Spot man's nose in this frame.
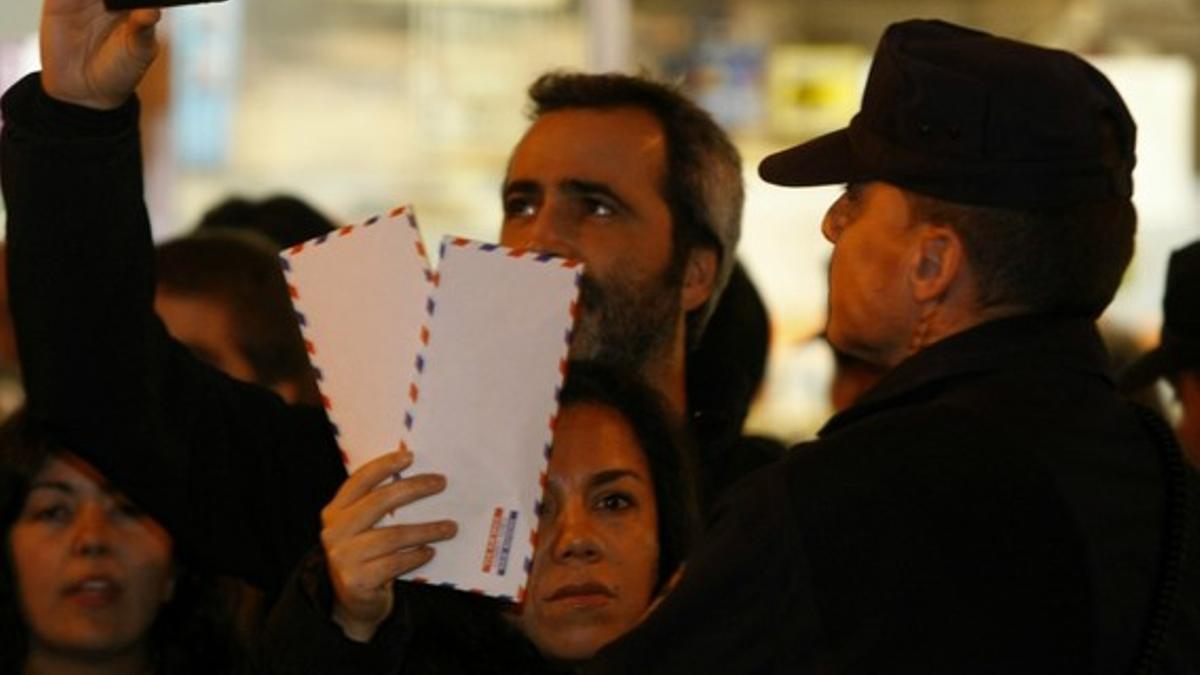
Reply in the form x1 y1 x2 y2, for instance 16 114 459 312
520 204 573 257
821 207 840 244
822 195 849 244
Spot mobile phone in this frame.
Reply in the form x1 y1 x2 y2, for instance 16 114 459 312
104 0 227 9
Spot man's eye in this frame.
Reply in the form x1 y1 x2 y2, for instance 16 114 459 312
584 198 615 217
503 196 537 218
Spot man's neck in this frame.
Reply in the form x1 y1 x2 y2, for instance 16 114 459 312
899 301 1028 367
639 316 689 418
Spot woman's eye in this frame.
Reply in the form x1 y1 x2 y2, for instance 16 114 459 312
594 492 633 512
32 504 71 523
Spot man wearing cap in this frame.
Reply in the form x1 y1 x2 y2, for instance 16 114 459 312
1122 241 1200 468
587 19 1199 674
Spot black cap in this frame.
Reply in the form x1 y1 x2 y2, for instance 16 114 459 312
758 19 1136 210
1120 241 1200 391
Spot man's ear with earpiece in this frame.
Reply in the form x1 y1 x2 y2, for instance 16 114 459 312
909 225 963 304
681 247 718 313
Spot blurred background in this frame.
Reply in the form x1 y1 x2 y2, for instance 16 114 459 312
1 0 1197 442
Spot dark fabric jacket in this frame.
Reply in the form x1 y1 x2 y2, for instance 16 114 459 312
0 70 774 588
262 549 565 675
589 314 1200 674
0 72 783 667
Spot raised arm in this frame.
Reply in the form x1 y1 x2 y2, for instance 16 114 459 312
1 0 346 600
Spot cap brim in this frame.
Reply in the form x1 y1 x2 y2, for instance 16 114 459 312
1118 346 1177 393
758 127 860 187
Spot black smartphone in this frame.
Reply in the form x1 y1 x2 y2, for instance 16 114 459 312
104 0 227 9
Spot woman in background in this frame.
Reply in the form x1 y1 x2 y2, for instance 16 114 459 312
0 411 247 675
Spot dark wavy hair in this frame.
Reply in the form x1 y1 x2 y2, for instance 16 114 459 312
558 361 701 590
0 409 247 674
194 194 336 250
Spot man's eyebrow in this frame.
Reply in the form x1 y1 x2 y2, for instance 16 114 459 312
586 468 646 491
562 180 633 212
502 179 541 197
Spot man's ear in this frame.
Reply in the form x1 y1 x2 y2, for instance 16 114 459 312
681 247 718 313
908 225 964 304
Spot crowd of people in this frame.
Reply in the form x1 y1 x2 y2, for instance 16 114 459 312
0 0 1196 673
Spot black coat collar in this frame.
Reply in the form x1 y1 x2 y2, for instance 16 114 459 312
820 313 1113 437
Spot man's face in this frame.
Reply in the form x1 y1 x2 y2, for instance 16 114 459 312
500 107 689 371
821 182 922 367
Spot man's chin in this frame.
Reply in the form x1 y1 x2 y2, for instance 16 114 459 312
567 273 681 372
567 326 643 373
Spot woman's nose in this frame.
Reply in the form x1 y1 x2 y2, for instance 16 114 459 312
550 504 602 564
71 503 113 557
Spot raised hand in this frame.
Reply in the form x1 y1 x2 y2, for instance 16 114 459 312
40 0 162 109
320 450 458 642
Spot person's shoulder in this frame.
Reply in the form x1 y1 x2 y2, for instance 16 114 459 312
795 398 994 462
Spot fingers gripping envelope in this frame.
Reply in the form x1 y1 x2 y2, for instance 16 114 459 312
279 206 580 602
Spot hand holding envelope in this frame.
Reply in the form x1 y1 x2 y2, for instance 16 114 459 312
321 450 457 643
281 206 580 601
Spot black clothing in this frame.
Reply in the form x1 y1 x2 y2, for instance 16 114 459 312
688 355 785 508
263 551 564 675
686 258 783 506
0 70 777 605
1 73 346 603
589 314 1200 674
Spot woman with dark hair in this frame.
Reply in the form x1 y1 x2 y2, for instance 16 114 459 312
0 411 246 675
263 362 701 673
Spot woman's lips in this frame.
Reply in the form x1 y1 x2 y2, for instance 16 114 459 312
545 581 616 606
64 576 122 607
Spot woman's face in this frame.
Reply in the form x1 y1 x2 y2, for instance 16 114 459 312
520 402 660 661
8 453 174 659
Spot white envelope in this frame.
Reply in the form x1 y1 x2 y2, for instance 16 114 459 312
279 206 431 470
280 209 580 601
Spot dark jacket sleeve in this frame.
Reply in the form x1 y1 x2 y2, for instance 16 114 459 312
262 551 411 675
0 72 346 601
263 548 562 675
583 464 822 674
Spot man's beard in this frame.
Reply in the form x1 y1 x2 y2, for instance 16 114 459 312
569 266 682 373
